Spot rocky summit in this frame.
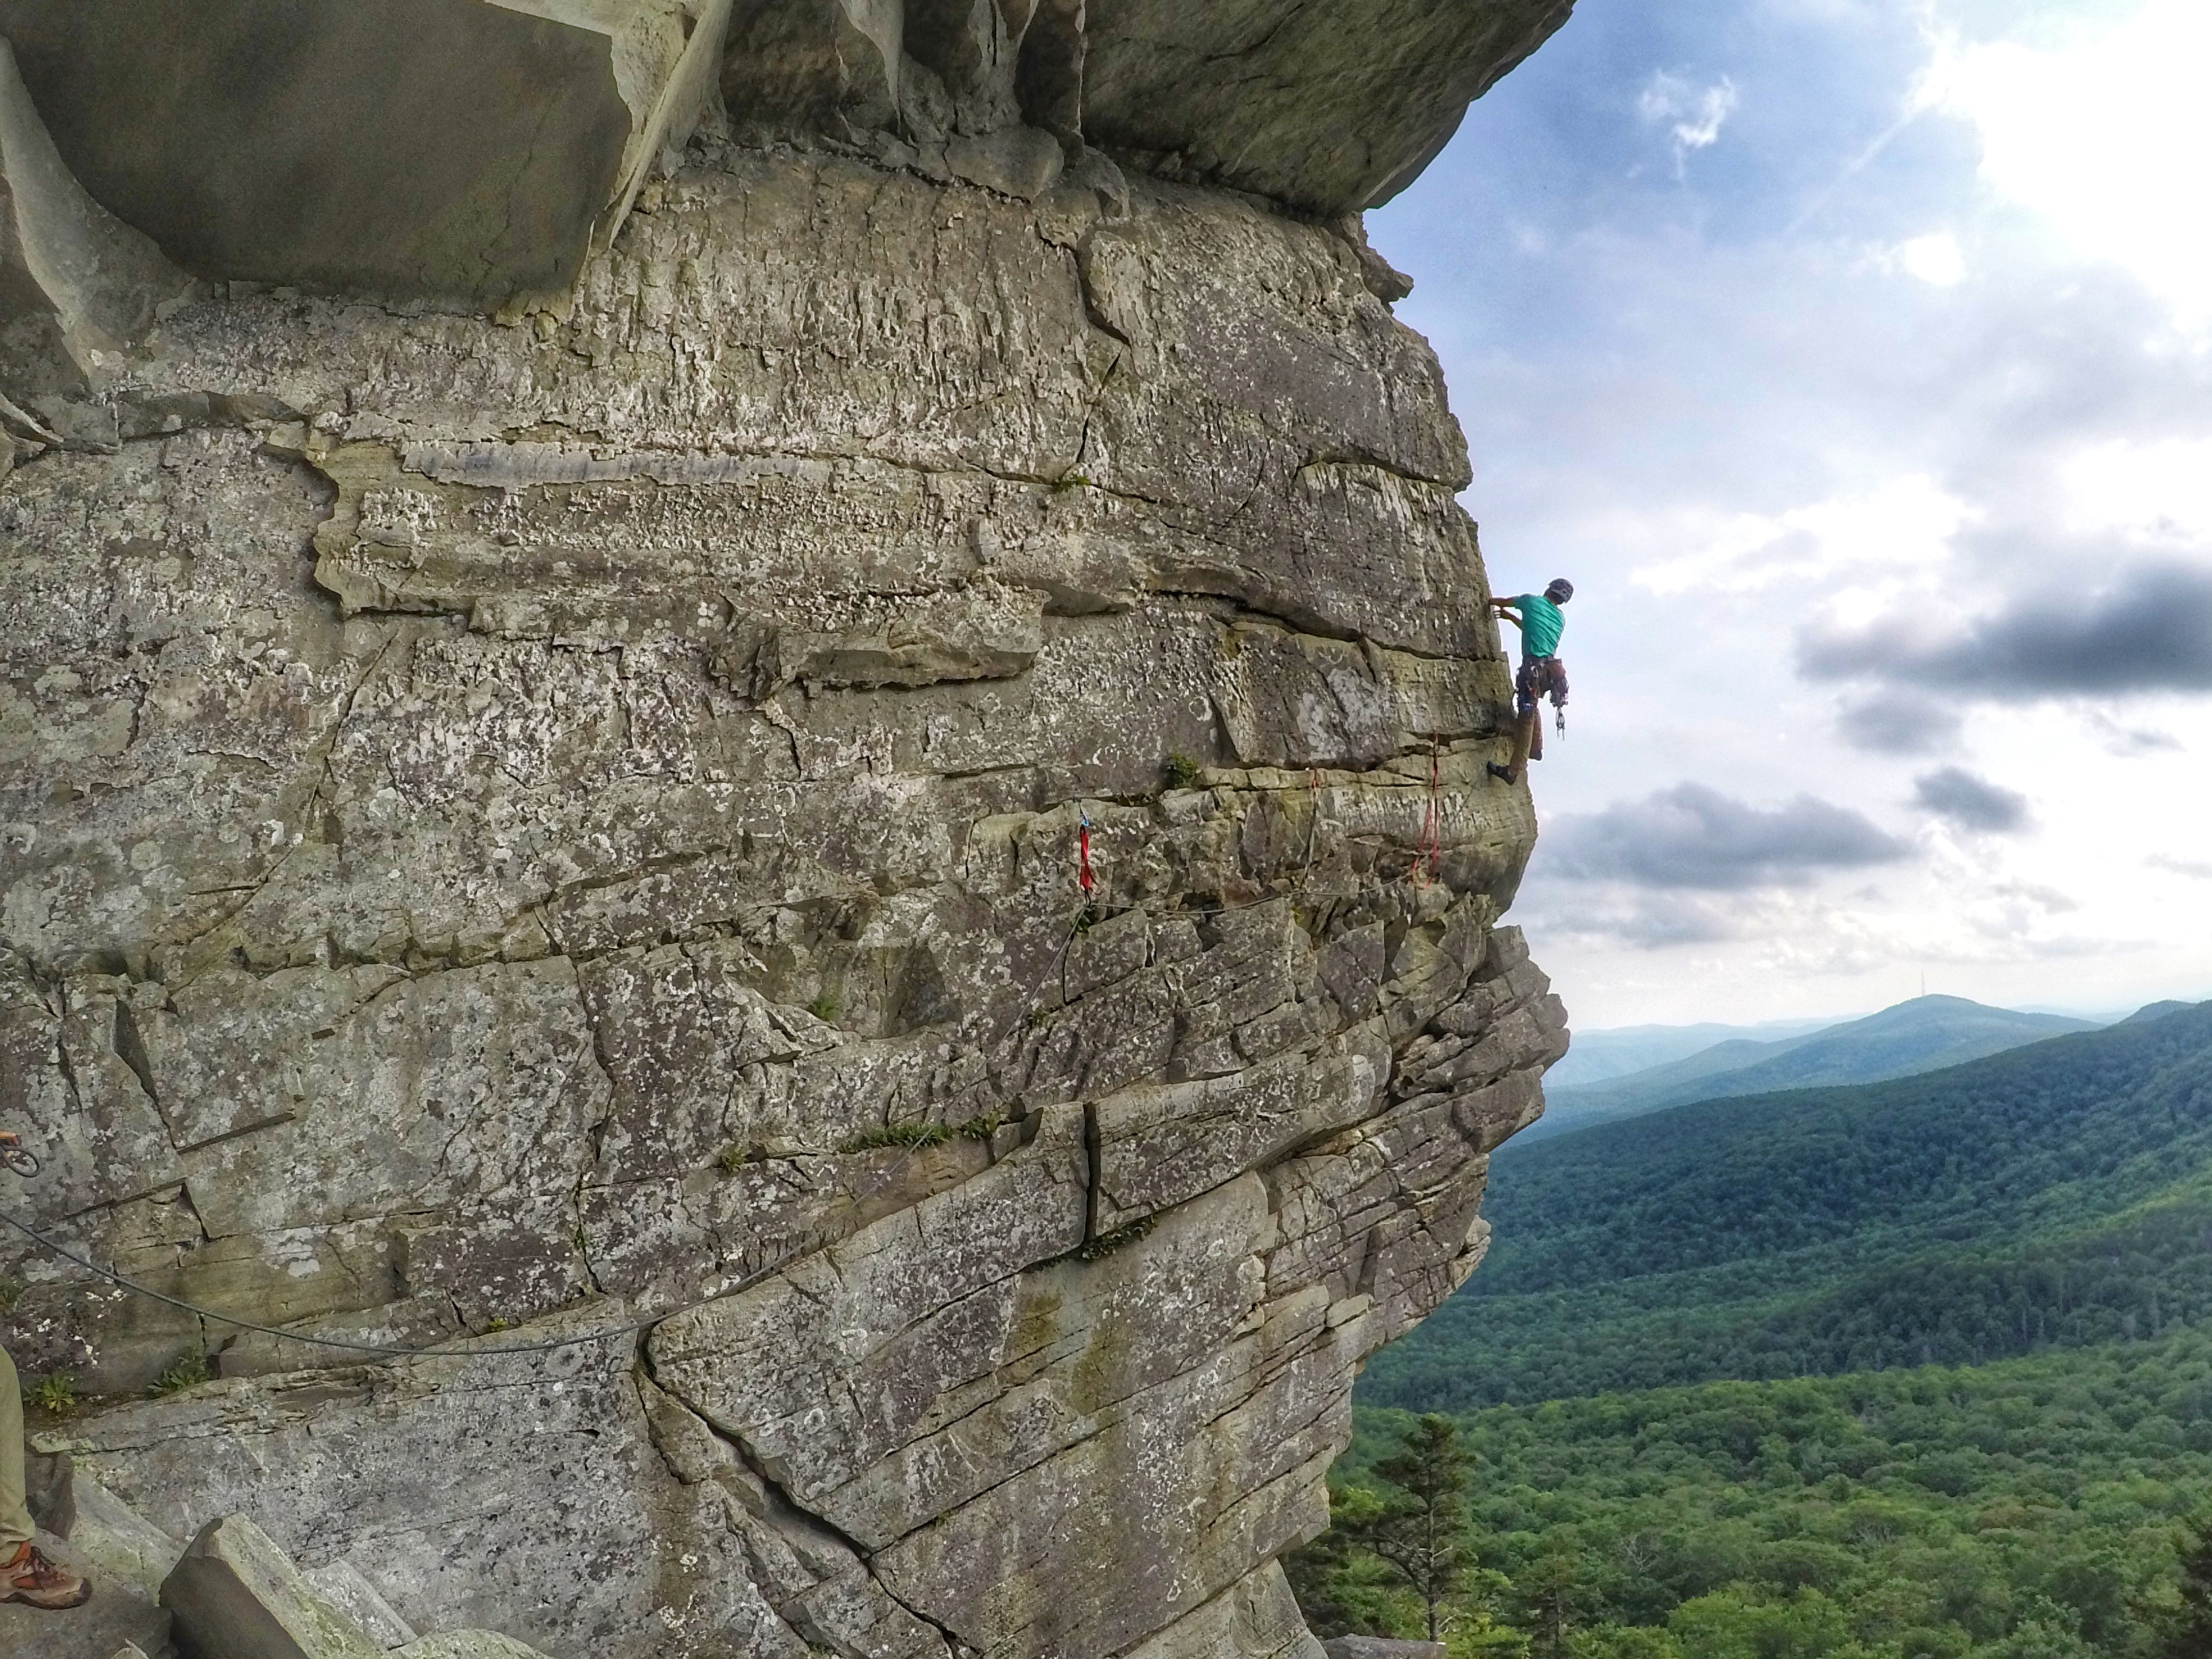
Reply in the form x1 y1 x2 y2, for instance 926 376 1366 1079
0 4 1572 1658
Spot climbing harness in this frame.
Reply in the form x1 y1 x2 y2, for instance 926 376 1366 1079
0 1138 928 1362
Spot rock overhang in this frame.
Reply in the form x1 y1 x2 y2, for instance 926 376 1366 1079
0 0 724 314
0 0 1573 323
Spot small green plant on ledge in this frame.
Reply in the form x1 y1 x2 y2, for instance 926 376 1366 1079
716 1142 766 1175
839 1114 1005 1154
28 1372 78 1415
0 1274 22 1314
1073 1215 1156 1262
1050 471 1092 493
808 991 841 1023
149 1356 211 1397
1161 752 1204 791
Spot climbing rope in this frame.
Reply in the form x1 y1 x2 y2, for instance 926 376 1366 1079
1413 737 1442 888
0 1142 927 1362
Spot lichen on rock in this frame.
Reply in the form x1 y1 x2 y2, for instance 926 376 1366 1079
1 6 1572 1657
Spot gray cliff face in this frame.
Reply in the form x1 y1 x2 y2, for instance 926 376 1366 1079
0 7 1571 1658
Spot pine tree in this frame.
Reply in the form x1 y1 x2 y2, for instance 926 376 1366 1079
1349 1413 1474 1641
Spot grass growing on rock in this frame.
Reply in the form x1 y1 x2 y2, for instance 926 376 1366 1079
1073 1216 1156 1262
839 1115 1005 1154
149 1356 211 1396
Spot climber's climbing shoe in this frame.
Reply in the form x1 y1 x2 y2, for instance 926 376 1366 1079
1486 763 1517 783
0 1542 92 1610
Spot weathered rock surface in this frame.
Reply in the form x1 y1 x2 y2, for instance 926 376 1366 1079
1 9 1572 1659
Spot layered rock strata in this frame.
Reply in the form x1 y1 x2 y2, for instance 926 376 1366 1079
1 5 1572 1658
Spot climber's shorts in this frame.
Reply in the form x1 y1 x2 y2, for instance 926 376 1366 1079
1516 656 1568 717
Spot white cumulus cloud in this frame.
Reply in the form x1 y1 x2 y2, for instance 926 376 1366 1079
1639 72 1741 173
1922 0 2212 328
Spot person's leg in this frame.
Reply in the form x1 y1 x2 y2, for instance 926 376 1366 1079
1 1345 32 1557
1490 707 1536 784
1490 661 1539 783
0 1341 91 1608
0 1344 31 1551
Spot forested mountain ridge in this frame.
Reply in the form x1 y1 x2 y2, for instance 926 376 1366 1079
1363 999 2212 1408
1314 1333 2212 1659
1530 995 2100 1140
1544 1016 1835 1090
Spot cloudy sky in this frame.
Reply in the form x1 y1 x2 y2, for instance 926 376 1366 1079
1372 0 2212 1029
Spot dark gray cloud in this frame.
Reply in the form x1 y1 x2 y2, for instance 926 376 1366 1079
1800 563 2212 700
1836 691 1961 755
1544 783 1911 890
1912 767 2031 834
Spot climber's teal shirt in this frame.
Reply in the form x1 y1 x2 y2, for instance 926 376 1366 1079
1513 594 1566 658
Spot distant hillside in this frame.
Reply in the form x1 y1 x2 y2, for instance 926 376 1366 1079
1529 995 2099 1140
1362 999 2212 1409
1543 1015 1836 1090
2125 999 2196 1025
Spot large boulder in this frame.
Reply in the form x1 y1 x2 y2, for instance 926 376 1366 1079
160 1516 384 1659
0 0 728 312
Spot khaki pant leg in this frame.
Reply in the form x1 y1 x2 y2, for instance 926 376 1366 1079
0 1343 31 1548
1502 709 1537 783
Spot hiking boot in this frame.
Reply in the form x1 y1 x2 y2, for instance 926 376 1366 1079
0 1541 92 1609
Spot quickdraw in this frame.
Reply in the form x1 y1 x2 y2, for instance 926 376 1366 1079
1 1139 38 1178
1077 806 1095 901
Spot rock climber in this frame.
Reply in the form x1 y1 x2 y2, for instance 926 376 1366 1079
1 1129 93 1612
1488 579 1573 786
